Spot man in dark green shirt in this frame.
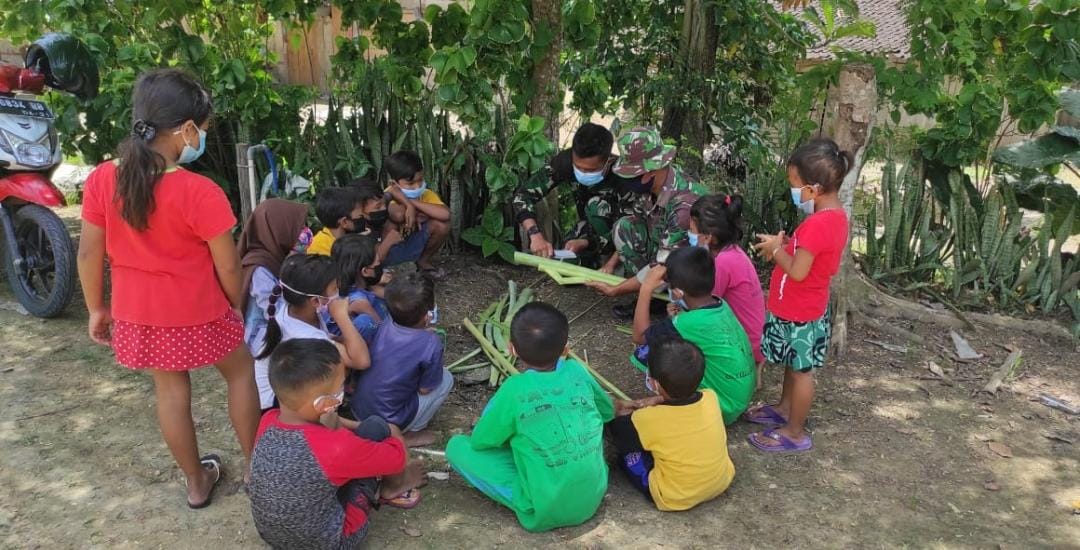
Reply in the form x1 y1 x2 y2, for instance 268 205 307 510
511 123 639 270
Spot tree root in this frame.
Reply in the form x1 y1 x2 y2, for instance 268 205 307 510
850 272 1074 342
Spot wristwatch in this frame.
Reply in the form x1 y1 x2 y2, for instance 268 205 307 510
526 226 542 238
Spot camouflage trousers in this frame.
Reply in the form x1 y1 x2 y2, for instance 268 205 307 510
612 215 657 277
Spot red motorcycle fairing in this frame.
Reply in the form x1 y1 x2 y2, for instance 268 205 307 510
0 172 67 207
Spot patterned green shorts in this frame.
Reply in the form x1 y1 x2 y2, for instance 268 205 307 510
761 309 832 372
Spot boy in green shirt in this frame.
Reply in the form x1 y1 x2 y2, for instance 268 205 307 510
447 302 624 532
630 246 755 424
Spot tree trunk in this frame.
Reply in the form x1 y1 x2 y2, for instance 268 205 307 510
527 0 563 243
824 63 877 359
660 0 718 177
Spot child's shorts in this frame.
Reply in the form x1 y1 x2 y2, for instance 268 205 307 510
384 222 430 266
761 309 831 372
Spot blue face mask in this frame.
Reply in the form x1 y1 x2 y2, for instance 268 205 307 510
791 186 815 216
687 231 700 248
573 166 605 186
175 125 206 165
401 181 428 200
667 288 688 311
427 305 439 325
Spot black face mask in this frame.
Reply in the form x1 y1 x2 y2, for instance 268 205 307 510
367 209 389 231
620 174 650 194
347 216 367 234
362 264 385 287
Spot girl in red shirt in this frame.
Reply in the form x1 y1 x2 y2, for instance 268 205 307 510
746 138 852 453
77 69 260 508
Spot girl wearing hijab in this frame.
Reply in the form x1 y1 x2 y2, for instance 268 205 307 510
237 198 312 349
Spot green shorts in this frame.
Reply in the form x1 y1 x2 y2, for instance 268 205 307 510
761 309 831 372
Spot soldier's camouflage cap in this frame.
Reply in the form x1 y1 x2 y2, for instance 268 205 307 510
613 126 676 178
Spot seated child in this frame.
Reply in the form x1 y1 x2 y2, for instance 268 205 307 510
236 198 312 351
631 246 755 424
446 303 618 532
689 194 766 384
327 233 389 344
351 272 453 447
382 150 451 273
249 338 423 549
307 186 365 256
607 336 735 511
253 254 370 410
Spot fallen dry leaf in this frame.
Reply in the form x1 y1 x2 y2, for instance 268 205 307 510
974 434 993 442
927 361 946 378
983 481 1000 491
401 527 422 538
988 441 1013 458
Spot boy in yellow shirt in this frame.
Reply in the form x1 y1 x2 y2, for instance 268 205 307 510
606 336 735 511
307 187 364 256
383 151 451 275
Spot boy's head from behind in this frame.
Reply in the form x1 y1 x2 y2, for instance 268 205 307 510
509 302 569 370
315 187 363 231
385 271 435 328
269 338 346 417
648 337 704 400
665 246 715 300
385 150 424 188
349 178 386 215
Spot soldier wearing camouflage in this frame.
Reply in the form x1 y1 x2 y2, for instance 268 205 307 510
612 127 705 278
511 123 640 264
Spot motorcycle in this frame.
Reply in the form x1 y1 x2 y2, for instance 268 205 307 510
0 34 98 317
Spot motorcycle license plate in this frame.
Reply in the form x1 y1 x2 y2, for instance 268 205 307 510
0 97 53 119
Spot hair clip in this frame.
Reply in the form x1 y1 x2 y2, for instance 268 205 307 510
724 195 732 205
132 119 156 141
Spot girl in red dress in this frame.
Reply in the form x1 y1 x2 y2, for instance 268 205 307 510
77 69 260 508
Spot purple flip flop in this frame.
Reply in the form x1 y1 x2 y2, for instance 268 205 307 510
743 404 788 427
748 428 812 453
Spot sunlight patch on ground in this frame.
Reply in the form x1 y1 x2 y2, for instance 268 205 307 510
872 401 922 421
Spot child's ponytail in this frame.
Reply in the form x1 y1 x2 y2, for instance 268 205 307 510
115 69 212 231
255 254 339 360
256 284 284 360
691 194 744 251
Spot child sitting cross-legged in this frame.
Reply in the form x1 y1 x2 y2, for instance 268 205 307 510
248 338 424 549
631 246 755 425
351 272 453 448
328 233 390 344
607 336 735 511
446 302 628 532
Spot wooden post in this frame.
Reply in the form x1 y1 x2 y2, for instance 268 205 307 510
236 142 252 225
824 63 877 358
527 0 563 244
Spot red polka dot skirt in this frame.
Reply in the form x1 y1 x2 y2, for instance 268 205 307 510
111 309 244 371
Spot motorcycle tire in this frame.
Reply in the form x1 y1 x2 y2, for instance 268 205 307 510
3 204 76 318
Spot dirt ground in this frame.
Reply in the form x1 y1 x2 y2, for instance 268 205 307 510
1 206 1078 549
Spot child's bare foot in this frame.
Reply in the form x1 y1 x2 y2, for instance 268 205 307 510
403 429 438 448
185 455 223 509
380 461 426 506
743 403 789 426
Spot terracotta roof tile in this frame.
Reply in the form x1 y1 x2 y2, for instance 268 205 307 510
773 0 911 60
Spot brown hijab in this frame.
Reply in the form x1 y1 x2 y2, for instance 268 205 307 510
237 198 309 312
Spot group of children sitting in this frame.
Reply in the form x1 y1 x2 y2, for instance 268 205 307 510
238 138 853 546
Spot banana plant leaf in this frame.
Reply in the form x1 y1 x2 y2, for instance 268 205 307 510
992 133 1080 169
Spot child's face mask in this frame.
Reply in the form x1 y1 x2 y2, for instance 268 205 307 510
427 305 439 325
644 372 659 395
400 181 428 200
667 287 688 311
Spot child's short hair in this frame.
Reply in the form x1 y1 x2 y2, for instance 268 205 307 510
572 123 614 160
385 151 424 182
787 137 853 193
269 338 341 406
385 271 435 327
691 194 744 250
648 337 704 399
665 246 715 297
510 302 568 367
349 177 384 205
315 187 360 229
331 234 378 294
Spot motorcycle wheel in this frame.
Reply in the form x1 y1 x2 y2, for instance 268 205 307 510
3 204 75 318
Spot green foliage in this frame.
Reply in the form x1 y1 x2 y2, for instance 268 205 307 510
461 207 516 263
0 0 319 209
862 159 1079 320
879 0 1079 171
993 88 1080 170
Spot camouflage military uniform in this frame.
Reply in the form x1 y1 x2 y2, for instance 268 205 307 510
511 149 638 259
611 127 706 276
